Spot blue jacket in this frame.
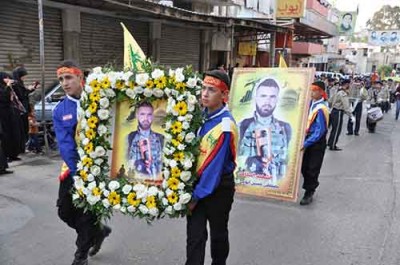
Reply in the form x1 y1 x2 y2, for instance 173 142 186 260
304 99 329 148
53 95 80 177
193 105 237 201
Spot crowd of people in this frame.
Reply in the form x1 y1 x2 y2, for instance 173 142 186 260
0 67 41 175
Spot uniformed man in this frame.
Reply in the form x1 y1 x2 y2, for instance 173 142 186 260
53 60 111 265
366 81 384 132
346 79 368 135
380 80 391 113
327 79 354 151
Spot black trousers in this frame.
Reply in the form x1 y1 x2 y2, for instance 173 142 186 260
57 176 100 258
186 184 235 265
328 109 344 148
347 102 362 134
301 137 327 192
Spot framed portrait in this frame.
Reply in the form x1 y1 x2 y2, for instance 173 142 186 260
110 99 166 185
230 68 314 201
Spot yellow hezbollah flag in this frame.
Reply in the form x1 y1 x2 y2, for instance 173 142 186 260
120 22 146 71
279 52 288 68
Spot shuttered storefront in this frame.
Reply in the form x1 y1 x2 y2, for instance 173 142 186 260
160 25 201 71
0 1 63 85
80 13 149 70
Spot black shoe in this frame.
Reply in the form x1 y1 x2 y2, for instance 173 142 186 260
88 225 112 257
346 132 353 135
71 258 88 265
10 157 21 161
300 191 314 206
329 146 342 151
354 132 359 136
0 170 13 175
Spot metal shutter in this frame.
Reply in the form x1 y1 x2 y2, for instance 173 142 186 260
80 13 149 70
0 1 63 85
160 25 200 70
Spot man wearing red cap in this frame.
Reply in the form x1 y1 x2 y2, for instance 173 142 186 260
53 60 111 265
300 81 330 205
186 69 238 265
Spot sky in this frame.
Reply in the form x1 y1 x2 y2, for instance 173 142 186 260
332 0 399 31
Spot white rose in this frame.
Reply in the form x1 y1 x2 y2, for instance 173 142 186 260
185 114 193 122
179 193 191 204
158 191 165 199
102 198 110 208
164 133 172 141
151 69 164 79
78 148 85 157
178 182 185 190
85 86 93 94
180 171 191 182
188 103 195 112
144 89 153 97
165 188 173 196
103 190 110 197
134 86 144 94
153 88 164 98
95 146 106 157
188 95 197 105
136 73 149 86
183 158 193 170
82 188 89 195
173 202 182 211
169 160 177 168
126 88 136 99
168 69 175 77
91 165 101 176
162 179 168 189
122 184 132 195
87 181 96 190
133 183 146 192
165 121 172 130
85 110 92 118
87 174 95 182
139 205 149 214
136 190 147 199
163 169 170 179
185 132 196 143
149 208 159 217
80 118 88 129
99 97 110 108
82 138 89 146
74 178 84 190
186 78 197 88
97 125 108 136
182 122 190 130
87 195 100 205
108 180 120 191
94 158 103 165
92 67 102 74
113 204 121 210
177 95 185 101
148 186 158 196
164 88 171 96
127 206 136 213
165 206 173 215
177 144 185 151
105 88 116 98
98 109 110 120
99 182 106 190
120 206 127 213
162 198 169 206
72 193 80 201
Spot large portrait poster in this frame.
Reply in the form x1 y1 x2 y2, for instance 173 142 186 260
230 68 314 201
111 100 166 186
368 30 400 46
336 11 357 36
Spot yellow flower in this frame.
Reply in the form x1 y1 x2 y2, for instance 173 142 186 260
177 134 184 142
167 192 178 204
89 80 99 89
128 80 136 89
127 192 141 206
84 142 93 153
108 191 121 206
171 139 180 147
87 116 99 129
77 188 84 197
171 121 183 134
146 79 154 89
101 78 111 89
176 82 186 90
89 92 100 102
92 187 102 196
85 129 96 140
88 102 98 114
82 157 93 167
167 177 180 190
79 170 88 181
155 76 167 89
173 152 184 162
146 196 156 209
173 101 188 116
171 167 181 179
115 80 125 90
169 76 176 85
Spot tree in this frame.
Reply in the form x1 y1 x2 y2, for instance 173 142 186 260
377 65 392 77
366 5 400 30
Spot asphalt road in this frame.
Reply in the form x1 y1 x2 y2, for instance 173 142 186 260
1 109 400 265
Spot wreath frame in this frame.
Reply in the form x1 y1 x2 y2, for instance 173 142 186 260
71 63 203 222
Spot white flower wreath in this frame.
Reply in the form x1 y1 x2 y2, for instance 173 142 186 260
72 64 203 222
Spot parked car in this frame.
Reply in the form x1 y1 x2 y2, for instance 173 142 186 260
34 83 65 122
315 71 344 80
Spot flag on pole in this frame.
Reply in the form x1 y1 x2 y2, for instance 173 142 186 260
120 22 146 72
278 52 288 68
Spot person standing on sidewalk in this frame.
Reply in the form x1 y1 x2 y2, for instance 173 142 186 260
328 79 354 151
300 81 329 205
53 60 111 265
395 82 400 120
347 79 368 135
186 70 238 265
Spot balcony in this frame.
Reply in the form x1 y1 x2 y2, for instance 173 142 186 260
292 42 324 55
306 0 329 17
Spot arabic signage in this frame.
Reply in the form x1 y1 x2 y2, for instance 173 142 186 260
368 30 400 46
336 11 357 36
276 0 306 18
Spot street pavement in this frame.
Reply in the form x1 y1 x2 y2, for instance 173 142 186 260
2 109 400 265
